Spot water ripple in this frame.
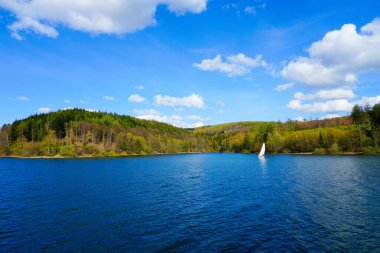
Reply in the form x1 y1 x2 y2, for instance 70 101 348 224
0 154 379 252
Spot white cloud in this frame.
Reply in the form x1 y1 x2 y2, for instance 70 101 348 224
137 114 203 128
287 94 380 114
133 108 159 115
274 82 294 91
37 107 51 114
133 108 204 128
138 114 182 126
9 16 58 40
17 96 28 101
175 107 184 112
64 99 71 104
282 58 358 87
287 99 353 113
293 88 355 101
293 116 305 122
281 18 380 87
1 0 207 39
282 19 380 114
355 95 380 106
85 109 99 112
80 100 88 104
62 107 98 112
244 6 255 14
128 94 146 103
319 114 341 120
154 94 204 108
191 122 205 128
103 95 115 101
193 53 268 77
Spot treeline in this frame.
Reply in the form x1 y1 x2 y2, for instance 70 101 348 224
0 109 211 157
0 104 379 157
196 103 380 154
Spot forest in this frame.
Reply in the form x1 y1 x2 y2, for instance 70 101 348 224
0 103 379 157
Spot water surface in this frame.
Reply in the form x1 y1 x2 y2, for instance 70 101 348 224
0 154 379 251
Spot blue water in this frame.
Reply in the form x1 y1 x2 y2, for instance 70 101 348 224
0 154 379 252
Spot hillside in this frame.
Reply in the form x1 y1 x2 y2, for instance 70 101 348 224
0 109 210 157
0 104 379 157
196 117 352 134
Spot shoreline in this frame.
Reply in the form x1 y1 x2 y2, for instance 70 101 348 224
1 151 378 159
0 152 206 159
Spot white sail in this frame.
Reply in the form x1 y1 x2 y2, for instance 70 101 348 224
258 143 265 157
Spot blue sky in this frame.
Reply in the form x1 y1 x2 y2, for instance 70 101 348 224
1 0 380 127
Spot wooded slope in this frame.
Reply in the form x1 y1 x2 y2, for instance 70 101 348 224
0 104 379 157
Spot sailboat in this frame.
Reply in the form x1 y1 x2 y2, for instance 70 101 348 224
258 143 265 157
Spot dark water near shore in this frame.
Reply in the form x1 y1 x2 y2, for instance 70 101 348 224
0 154 379 252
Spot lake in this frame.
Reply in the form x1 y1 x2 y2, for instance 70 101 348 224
0 154 379 252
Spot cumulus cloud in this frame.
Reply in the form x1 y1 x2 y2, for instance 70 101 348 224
64 100 71 104
103 95 115 101
137 113 204 128
282 19 380 115
282 58 358 87
287 91 380 113
37 107 51 114
133 108 204 128
0 0 207 39
287 99 353 113
287 95 380 113
154 94 205 108
138 114 180 126
281 18 380 87
133 108 159 115
274 82 294 91
319 114 341 120
193 53 268 77
293 88 355 101
355 95 380 106
128 94 146 103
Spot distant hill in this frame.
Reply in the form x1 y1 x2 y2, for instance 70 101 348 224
0 105 379 157
195 121 268 134
196 116 351 134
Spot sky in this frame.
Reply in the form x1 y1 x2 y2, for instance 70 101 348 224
1 0 380 128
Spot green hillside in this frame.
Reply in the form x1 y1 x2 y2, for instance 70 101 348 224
0 109 210 157
0 104 379 157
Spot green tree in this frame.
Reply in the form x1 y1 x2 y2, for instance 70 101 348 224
368 103 380 147
351 104 365 126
